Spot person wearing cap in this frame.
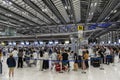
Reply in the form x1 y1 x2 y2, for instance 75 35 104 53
6 53 16 78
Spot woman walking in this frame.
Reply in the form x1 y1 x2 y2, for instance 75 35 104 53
7 54 16 78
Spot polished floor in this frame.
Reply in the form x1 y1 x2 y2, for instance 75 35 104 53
0 56 120 80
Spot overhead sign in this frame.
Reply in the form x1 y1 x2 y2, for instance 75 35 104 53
78 25 83 31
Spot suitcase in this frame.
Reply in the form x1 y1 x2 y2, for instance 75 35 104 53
74 63 78 71
93 59 100 67
55 63 66 72
55 63 61 72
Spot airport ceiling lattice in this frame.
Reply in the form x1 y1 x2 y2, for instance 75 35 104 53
0 0 120 36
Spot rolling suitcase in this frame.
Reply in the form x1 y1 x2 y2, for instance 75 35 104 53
55 63 61 72
93 59 100 67
55 63 66 72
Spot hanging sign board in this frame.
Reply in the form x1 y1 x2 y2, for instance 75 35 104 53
78 25 83 31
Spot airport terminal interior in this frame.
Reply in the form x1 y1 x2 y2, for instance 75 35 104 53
0 0 120 80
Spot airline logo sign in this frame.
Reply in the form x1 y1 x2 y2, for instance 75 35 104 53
78 25 83 31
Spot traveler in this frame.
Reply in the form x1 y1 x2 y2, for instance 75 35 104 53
51 51 57 70
73 52 78 71
12 48 18 61
62 50 69 71
118 48 120 63
105 47 111 65
33 51 38 66
17 49 23 68
39 49 44 71
43 49 49 70
0 49 2 61
82 51 87 73
67 50 71 68
84 50 89 68
6 54 16 78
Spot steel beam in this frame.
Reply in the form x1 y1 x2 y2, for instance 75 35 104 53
109 11 120 21
103 2 120 22
0 5 40 26
96 0 119 22
42 0 66 24
23 0 57 25
9 0 49 25
0 13 30 27
69 0 77 24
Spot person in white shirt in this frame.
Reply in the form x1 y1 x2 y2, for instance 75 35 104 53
33 51 38 59
43 50 49 70
50 51 57 70
39 49 44 71
33 51 38 66
12 48 18 62
105 47 111 65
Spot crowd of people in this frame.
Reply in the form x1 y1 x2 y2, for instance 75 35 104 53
0 45 120 78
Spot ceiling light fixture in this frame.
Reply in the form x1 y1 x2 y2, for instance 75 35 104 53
91 12 93 15
2 0 12 5
105 17 110 19
89 13 91 15
91 3 94 7
65 6 67 9
42 8 47 12
113 10 117 13
111 10 113 13
20 19 24 21
94 2 97 6
107 17 110 19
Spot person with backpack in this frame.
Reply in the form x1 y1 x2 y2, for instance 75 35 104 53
6 54 16 78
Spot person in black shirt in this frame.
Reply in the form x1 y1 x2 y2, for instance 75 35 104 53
62 50 69 71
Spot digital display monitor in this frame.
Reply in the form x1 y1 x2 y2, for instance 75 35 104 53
39 41 43 45
21 42 24 45
34 41 38 45
25 41 29 45
49 41 53 44
55 41 58 44
13 42 16 45
9 42 12 45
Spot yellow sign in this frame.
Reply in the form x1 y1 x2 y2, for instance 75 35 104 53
78 25 83 31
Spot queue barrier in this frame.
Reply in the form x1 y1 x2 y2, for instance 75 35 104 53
26 56 113 63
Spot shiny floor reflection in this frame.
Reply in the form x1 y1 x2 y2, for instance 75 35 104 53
0 57 120 80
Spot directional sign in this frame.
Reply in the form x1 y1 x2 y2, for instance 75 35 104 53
78 25 83 31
